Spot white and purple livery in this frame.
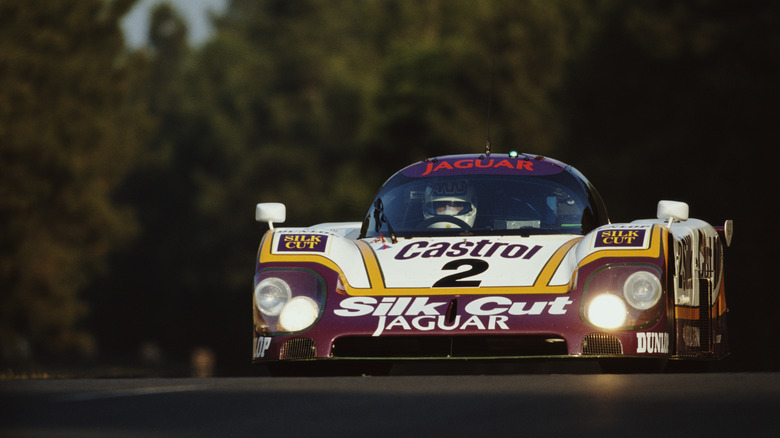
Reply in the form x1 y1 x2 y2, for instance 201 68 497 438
253 153 732 372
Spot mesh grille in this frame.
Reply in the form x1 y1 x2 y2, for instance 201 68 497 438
698 279 713 352
582 333 623 355
280 337 316 359
331 335 568 358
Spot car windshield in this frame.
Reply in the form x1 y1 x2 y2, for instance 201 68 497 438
363 169 608 238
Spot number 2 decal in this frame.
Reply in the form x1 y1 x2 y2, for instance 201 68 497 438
432 259 489 287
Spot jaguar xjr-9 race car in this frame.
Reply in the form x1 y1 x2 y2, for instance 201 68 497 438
252 153 732 373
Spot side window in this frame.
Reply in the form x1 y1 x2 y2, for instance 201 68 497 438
675 235 695 306
360 206 378 238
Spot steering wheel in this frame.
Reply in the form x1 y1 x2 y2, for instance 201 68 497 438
421 215 472 230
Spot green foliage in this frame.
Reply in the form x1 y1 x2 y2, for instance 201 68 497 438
0 0 150 362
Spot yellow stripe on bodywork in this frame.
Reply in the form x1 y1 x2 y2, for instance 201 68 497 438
258 226 671 298
258 232 580 295
675 280 729 320
675 303 727 320
675 306 699 320
257 231 358 282
578 224 667 265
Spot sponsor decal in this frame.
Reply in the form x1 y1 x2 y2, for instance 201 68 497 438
394 240 543 261
276 233 329 252
402 157 563 178
636 332 669 354
253 336 271 358
372 234 391 250
594 229 647 248
335 296 573 336
421 158 534 176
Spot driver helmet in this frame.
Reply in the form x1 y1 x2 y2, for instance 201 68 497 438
423 180 477 228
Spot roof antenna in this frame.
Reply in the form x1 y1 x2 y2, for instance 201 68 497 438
485 60 496 157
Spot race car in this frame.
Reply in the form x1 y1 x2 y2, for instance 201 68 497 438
252 152 732 373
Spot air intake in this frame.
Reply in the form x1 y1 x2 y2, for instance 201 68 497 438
280 337 316 359
582 333 623 355
332 335 568 358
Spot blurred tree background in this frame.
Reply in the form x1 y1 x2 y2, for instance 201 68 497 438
0 0 150 365
1 0 777 375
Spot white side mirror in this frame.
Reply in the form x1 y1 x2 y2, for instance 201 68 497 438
657 200 689 226
256 203 286 229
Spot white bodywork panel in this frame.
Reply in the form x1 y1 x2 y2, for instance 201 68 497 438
267 214 725 304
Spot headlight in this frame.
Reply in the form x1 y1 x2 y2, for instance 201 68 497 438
587 294 627 329
623 271 662 310
279 296 320 332
254 268 327 334
580 264 664 330
254 277 291 316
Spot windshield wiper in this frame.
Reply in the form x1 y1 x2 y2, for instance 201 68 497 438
373 198 398 243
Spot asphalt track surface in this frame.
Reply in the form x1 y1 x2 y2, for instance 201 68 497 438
3 372 780 437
